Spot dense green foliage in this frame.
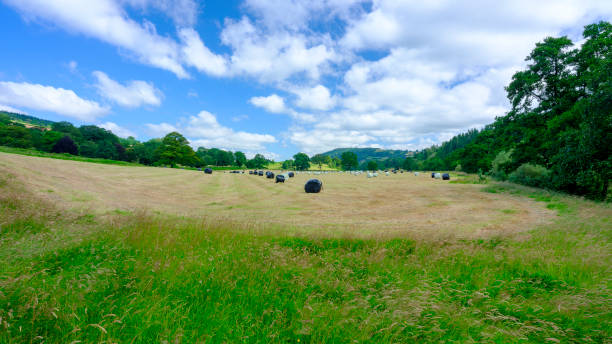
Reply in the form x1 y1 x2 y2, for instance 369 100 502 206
340 151 358 171
0 113 272 169
406 22 612 200
367 160 378 171
293 152 311 170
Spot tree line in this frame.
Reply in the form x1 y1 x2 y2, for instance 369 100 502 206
404 21 611 200
0 114 272 169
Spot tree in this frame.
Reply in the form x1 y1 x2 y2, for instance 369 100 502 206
52 121 82 142
330 157 341 169
0 113 11 125
234 151 247 167
367 160 378 171
247 154 268 169
311 154 331 169
402 157 418 171
293 152 310 171
154 132 197 167
34 130 63 152
281 159 295 170
52 135 78 155
0 125 32 148
340 151 358 171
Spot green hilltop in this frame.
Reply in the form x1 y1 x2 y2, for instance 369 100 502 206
1 110 55 129
321 147 412 165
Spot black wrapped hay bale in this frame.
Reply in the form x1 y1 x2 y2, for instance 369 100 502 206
266 172 275 179
288 172 295 178
204 168 213 174
431 172 435 178
258 171 264 176
305 179 322 193
276 174 285 183
442 173 450 180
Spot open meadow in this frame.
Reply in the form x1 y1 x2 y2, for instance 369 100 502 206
0 152 611 343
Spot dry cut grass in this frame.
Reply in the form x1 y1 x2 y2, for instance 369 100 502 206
0 152 554 239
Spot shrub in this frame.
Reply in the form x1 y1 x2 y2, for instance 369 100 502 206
508 163 551 188
491 150 513 181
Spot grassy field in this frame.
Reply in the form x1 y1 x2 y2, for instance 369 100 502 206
0 146 142 166
0 153 610 343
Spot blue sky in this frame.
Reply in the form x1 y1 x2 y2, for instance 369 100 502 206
0 1 610 160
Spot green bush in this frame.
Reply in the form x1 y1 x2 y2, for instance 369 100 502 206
509 163 551 188
491 150 513 181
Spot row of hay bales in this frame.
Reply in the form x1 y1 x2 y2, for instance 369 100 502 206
431 172 451 180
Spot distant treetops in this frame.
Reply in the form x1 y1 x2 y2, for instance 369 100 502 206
0 114 271 169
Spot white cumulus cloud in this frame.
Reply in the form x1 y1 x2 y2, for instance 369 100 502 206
292 84 336 111
4 0 189 78
147 110 277 152
93 71 163 108
249 94 287 114
0 81 109 121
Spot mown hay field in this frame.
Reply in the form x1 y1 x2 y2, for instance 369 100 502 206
0 153 553 239
0 152 610 343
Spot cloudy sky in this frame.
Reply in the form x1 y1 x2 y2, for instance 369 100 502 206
0 1 610 159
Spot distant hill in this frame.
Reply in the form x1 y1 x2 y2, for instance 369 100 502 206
322 147 412 164
1 111 55 129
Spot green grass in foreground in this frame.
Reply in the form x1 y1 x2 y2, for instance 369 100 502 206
0 174 610 343
0 146 141 166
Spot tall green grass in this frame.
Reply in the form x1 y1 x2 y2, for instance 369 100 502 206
0 175 610 343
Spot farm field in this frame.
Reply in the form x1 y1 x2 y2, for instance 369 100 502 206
0 153 553 238
1 152 611 343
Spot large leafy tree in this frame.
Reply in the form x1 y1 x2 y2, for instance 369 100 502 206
340 152 358 171
247 154 268 169
234 151 247 167
293 152 310 171
154 132 198 167
0 124 32 148
52 135 78 155
366 160 378 171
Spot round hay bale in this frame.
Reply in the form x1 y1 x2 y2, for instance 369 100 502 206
414 172 419 176
367 172 373 178
204 168 213 174
434 173 442 179
305 179 322 193
442 173 450 180
258 171 264 176
276 174 285 183
431 172 436 178
288 172 295 178
266 171 275 179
